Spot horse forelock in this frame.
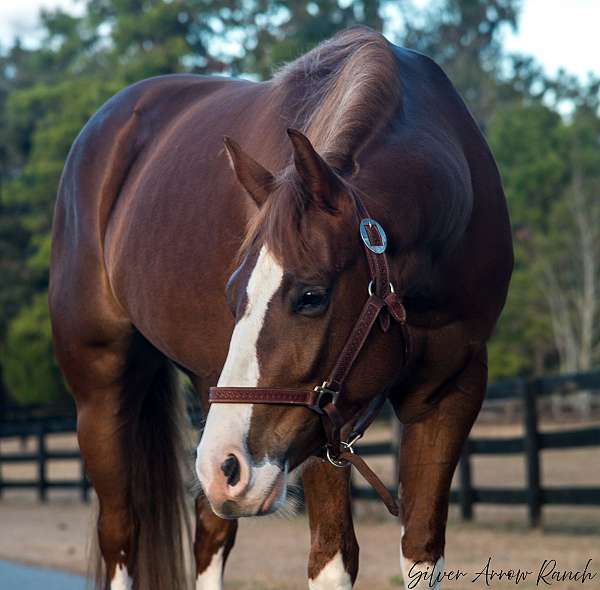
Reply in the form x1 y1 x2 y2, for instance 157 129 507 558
238 169 363 277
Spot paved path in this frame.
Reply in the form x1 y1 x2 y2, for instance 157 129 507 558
0 560 86 590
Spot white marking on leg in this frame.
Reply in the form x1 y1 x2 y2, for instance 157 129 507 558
400 525 445 589
111 563 133 590
401 554 445 590
195 546 224 590
309 551 352 590
196 246 284 487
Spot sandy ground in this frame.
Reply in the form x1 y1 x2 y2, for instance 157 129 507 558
1 422 599 589
0 498 599 590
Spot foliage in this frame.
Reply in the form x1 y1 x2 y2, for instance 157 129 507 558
216 0 385 78
487 93 600 378
399 0 522 126
1 293 67 403
0 0 598 404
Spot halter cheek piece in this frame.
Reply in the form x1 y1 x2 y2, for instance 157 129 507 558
209 195 410 517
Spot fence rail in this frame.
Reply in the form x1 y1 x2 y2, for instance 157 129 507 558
1 371 599 525
0 417 91 502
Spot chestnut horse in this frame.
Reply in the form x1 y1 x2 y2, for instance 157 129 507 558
50 27 512 590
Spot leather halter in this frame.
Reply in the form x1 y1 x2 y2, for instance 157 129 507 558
209 195 409 516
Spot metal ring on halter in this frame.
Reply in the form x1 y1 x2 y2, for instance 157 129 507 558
325 442 355 468
346 432 363 449
368 280 395 297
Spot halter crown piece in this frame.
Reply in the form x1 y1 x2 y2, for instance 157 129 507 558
209 194 410 517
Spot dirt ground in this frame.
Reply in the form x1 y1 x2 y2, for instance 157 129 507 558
0 498 599 590
1 423 599 589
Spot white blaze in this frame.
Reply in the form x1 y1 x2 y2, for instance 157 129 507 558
309 551 352 590
195 547 224 590
110 563 132 590
196 246 284 489
219 245 284 387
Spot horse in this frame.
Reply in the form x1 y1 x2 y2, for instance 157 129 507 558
49 26 513 590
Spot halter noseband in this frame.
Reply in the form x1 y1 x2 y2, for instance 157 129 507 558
209 195 409 516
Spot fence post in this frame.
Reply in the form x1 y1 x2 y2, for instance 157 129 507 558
0 433 3 499
458 442 473 520
80 459 91 503
524 379 541 527
37 421 48 502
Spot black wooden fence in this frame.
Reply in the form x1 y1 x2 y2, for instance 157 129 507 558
0 416 91 501
1 371 599 525
353 370 600 525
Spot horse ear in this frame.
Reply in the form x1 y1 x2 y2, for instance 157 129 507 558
287 128 339 208
223 136 275 207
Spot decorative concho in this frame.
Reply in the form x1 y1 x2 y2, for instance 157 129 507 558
359 218 387 254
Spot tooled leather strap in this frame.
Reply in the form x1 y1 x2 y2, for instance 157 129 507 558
209 387 319 408
319 398 399 515
326 295 386 392
347 390 389 443
209 292 406 408
340 451 400 516
354 195 393 331
321 402 345 456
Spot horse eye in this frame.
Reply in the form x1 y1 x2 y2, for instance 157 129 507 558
294 288 330 316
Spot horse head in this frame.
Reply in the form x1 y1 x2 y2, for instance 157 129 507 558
196 129 407 518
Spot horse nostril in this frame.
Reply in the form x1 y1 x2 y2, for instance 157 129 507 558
221 454 241 487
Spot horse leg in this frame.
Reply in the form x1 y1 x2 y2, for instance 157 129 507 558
396 348 487 590
78 382 133 589
193 494 238 589
57 332 189 590
190 373 238 590
302 457 359 590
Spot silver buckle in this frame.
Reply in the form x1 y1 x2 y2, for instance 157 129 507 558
359 218 387 254
314 381 339 409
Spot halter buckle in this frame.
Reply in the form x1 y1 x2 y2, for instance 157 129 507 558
314 381 339 410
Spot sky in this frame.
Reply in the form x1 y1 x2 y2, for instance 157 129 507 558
0 0 81 44
0 0 598 82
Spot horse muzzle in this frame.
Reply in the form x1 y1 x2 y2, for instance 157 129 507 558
196 444 288 518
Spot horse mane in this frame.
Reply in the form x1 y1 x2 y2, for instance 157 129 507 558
240 27 401 269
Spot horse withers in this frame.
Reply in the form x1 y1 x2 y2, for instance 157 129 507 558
49 27 513 590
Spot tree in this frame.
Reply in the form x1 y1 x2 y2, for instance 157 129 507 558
399 0 521 127
1 293 67 403
488 87 600 382
487 102 567 377
0 7 119 404
217 0 385 79
1 0 598 404
536 102 600 374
